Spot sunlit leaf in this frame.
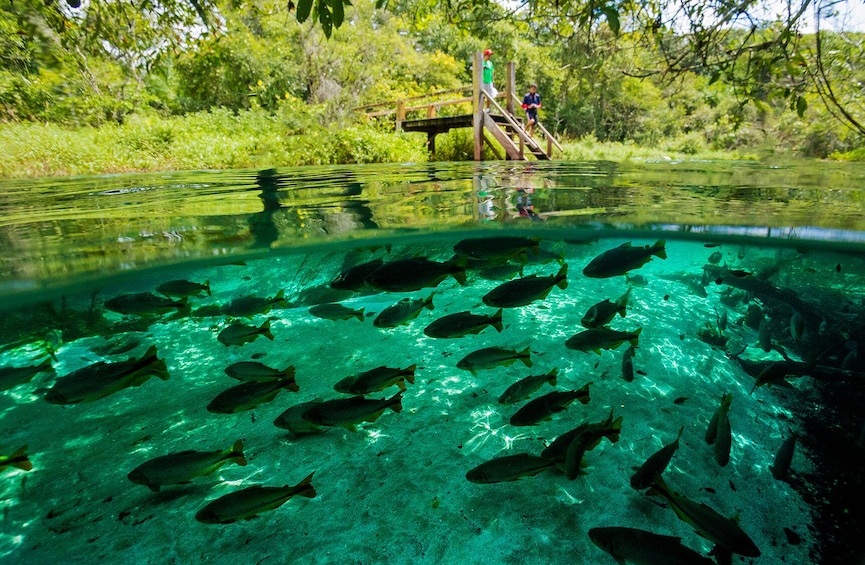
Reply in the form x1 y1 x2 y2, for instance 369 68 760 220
796 96 807 118
601 6 620 35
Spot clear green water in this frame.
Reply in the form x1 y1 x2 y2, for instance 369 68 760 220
1 161 864 564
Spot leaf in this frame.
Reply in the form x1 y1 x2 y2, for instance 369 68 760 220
318 0 333 38
601 6 620 35
332 0 344 28
796 96 807 118
296 0 313 22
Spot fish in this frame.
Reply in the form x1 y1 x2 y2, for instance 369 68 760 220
373 294 435 328
224 362 296 382
309 303 365 322
580 288 631 328
207 376 299 413
0 446 32 472
155 279 211 298
715 307 728 332
273 401 326 435
45 345 169 404
707 250 723 264
465 454 556 484
749 362 800 393
790 312 805 343
104 292 188 316
364 256 467 292
625 273 649 287
498 368 558 404
333 365 417 395
300 391 403 431
453 236 541 262
91 334 143 357
647 475 761 557
770 434 796 481
0 358 54 392
329 258 384 291
195 472 316 524
565 327 642 354
630 426 684 490
509 384 592 426
588 526 715 565
217 319 275 346
478 262 524 281
127 439 247 492
563 409 623 479
758 316 772 352
481 264 568 308
541 408 620 462
583 240 667 278
423 309 503 338
704 393 732 467
621 346 636 382
220 289 287 318
456 346 532 376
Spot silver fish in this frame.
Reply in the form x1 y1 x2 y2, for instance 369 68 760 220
220 290 286 318
217 320 274 346
127 439 247 492
156 279 211 298
465 454 555 483
224 362 295 382
309 303 365 322
630 426 684 490
333 365 416 395
300 391 403 431
565 327 642 353
423 309 503 338
509 384 592 426
456 346 532 376
373 294 435 328
481 264 568 308
583 240 667 278
589 526 715 565
498 368 558 404
207 376 299 413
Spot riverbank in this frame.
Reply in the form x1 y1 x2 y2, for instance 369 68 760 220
0 108 812 179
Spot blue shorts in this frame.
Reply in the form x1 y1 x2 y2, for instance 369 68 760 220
525 109 538 122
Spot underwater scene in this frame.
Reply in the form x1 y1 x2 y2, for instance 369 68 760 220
1 161 864 564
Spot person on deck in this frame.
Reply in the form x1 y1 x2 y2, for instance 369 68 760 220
482 49 496 112
521 84 541 138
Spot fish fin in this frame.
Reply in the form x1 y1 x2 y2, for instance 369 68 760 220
405 365 417 384
355 308 365 322
261 320 275 341
423 294 435 310
284 377 300 393
294 472 317 498
519 346 533 367
452 270 468 286
493 309 504 332
555 264 569 289
8 446 32 471
652 240 667 259
396 380 407 391
389 391 404 413
150 358 171 381
230 440 248 466
618 242 633 248
204 280 212 296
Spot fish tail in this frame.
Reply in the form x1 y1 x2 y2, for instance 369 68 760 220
389 391 404 413
609 416 624 442
261 320 275 341
230 439 248 466
204 280 212 296
652 240 667 259
493 309 504 332
295 472 317 498
37 358 55 374
423 294 435 311
555 264 569 289
151 358 171 381
8 446 32 471
452 269 468 286
282 376 300 393
355 308 365 322
281 365 297 380
519 346 533 367
405 365 417 385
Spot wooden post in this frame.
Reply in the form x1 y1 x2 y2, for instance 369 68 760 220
473 51 483 161
396 100 406 131
428 132 436 157
427 105 436 118
506 62 515 116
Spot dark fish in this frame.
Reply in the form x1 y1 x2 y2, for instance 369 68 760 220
541 407 620 462
217 320 274 346
498 368 558 404
0 446 32 472
373 294 435 328
621 345 636 382
330 258 384 291
309 303 365 322
465 454 556 484
758 317 772 352
580 288 631 328
565 327 642 353
790 312 804 343
220 290 287 317
207 376 299 413
708 251 723 264
333 365 416 395
0 358 54 392
195 472 316 524
127 440 247 492
583 240 667 278
224 362 295 382
453 236 541 261
630 426 684 490
156 279 211 298
104 292 188 316
478 263 524 281
273 400 326 435
456 346 532 376
481 264 568 308
705 393 732 467
45 345 169 404
509 385 592 426
770 435 796 481
563 409 623 479
423 309 503 338
647 476 761 557
301 391 403 431
364 257 467 292
589 526 715 565
91 334 142 357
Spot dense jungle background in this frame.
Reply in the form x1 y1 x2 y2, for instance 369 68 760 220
3 0 865 177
